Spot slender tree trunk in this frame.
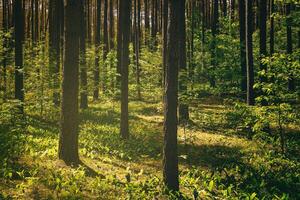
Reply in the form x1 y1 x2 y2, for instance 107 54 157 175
163 0 180 192
144 0 150 45
120 0 131 139
14 0 24 112
31 0 34 42
286 3 294 91
80 0 88 109
210 0 219 87
34 0 39 42
59 0 81 165
191 1 195 85
259 0 267 82
109 0 114 49
117 0 122 87
162 0 168 88
246 0 255 105
86 0 91 43
103 0 108 92
201 0 205 71
2 0 8 100
239 0 247 93
49 0 62 106
134 0 141 100
222 0 227 17
94 0 101 100
179 0 189 122
270 0 274 55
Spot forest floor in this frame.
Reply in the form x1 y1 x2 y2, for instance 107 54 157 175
0 97 299 199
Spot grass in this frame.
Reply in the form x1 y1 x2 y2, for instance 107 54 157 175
0 98 299 199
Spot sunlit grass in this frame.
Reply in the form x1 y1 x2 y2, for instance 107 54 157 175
0 99 299 199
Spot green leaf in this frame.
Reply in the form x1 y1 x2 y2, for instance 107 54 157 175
250 192 257 200
208 180 214 192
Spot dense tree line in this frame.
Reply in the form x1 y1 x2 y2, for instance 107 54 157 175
0 0 299 194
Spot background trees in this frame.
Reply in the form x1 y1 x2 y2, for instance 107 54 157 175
0 0 299 199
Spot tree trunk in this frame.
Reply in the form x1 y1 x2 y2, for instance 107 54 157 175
14 0 25 112
286 3 294 91
144 0 150 45
246 0 255 106
59 0 81 165
93 0 101 100
222 0 227 17
239 0 247 93
259 0 267 83
109 0 115 49
116 0 122 87
34 0 39 42
134 0 141 100
163 0 180 192
210 0 219 87
2 0 8 100
120 0 131 139
162 0 168 88
179 0 189 122
270 0 274 55
103 0 108 92
80 0 88 109
49 0 62 107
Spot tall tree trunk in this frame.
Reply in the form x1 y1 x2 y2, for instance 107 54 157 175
162 0 168 88
246 0 255 105
239 0 247 93
80 0 88 109
109 0 114 49
59 0 81 165
86 0 91 43
120 0 131 139
163 0 180 192
270 0 274 55
103 0 108 92
222 0 227 17
34 0 39 42
2 0 8 100
31 0 34 42
14 0 24 112
259 0 267 82
93 0 101 100
179 0 189 122
116 0 122 87
210 0 219 87
144 0 150 45
134 0 141 100
286 3 294 91
49 0 62 106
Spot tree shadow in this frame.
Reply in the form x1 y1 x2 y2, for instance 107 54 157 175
79 105 163 162
26 115 59 139
79 160 105 178
80 106 120 125
178 143 244 169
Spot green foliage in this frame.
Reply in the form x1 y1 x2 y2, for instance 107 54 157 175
0 101 26 179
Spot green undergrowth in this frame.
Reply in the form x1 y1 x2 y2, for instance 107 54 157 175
0 99 299 199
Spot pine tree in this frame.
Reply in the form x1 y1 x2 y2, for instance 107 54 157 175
59 0 81 165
